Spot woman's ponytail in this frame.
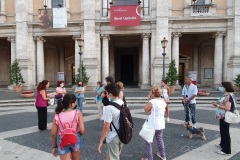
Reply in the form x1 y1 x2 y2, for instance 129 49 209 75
55 99 64 114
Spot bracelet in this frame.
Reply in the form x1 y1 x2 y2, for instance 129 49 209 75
52 146 57 149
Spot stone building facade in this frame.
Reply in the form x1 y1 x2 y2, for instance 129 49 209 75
0 0 239 90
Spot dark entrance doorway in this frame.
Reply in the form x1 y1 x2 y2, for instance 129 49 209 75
115 48 138 86
121 54 134 84
179 63 184 85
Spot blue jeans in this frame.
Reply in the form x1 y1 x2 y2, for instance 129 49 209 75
76 97 84 112
184 103 196 124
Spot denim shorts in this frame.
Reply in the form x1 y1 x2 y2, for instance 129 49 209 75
57 132 82 155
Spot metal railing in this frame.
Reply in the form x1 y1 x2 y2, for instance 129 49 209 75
192 5 210 13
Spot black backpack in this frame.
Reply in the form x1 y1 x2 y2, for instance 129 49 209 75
109 101 133 144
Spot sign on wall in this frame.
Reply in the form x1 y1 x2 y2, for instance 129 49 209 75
110 5 141 26
38 9 53 28
53 8 67 28
39 8 67 29
57 72 65 82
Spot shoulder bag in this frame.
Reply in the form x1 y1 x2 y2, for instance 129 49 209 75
224 94 240 124
139 106 155 143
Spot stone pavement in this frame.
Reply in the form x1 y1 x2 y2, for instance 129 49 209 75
0 87 240 160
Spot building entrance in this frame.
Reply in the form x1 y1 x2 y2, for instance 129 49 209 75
115 48 139 86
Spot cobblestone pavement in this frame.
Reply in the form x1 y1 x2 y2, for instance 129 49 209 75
0 103 239 160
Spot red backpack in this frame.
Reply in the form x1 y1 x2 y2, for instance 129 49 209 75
57 110 78 150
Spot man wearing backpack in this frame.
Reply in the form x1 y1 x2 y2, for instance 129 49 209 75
98 83 133 160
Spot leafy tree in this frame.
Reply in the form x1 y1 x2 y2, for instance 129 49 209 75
10 60 25 86
75 65 90 85
165 59 178 86
233 74 240 88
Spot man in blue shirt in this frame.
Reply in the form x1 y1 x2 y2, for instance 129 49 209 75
182 76 198 128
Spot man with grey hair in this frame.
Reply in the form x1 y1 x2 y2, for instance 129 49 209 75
182 76 198 128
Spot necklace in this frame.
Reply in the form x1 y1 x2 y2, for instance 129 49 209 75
64 108 72 111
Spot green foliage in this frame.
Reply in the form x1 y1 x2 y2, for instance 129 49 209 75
165 59 178 86
10 60 25 86
233 74 240 87
75 65 90 85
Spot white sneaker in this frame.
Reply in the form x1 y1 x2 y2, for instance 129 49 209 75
165 117 170 122
156 152 167 160
217 150 227 155
193 124 197 128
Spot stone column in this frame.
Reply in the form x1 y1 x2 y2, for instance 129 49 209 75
72 35 81 77
102 0 108 17
213 32 226 88
172 32 182 83
109 44 115 79
34 36 46 83
59 47 65 72
141 33 151 89
101 34 110 83
192 44 199 72
7 36 16 64
68 61 72 85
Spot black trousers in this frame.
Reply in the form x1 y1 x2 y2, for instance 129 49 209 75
36 107 47 130
219 119 231 154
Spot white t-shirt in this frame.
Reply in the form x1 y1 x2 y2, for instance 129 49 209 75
102 99 124 143
182 83 198 104
148 99 166 130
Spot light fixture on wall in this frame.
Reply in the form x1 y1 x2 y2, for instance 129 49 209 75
138 1 141 4
161 37 168 80
109 0 113 5
77 38 84 81
192 0 197 5
44 0 48 9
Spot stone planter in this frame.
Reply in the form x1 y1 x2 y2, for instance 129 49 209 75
21 91 34 98
13 85 23 92
169 85 176 95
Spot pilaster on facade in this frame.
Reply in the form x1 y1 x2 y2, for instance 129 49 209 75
101 34 110 83
212 31 226 89
33 36 46 42
101 34 110 40
141 33 151 39
34 36 46 83
7 36 16 64
172 32 182 38
72 34 82 76
212 31 226 39
141 33 151 89
0 0 6 22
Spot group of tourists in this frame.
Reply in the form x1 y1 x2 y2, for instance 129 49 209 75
34 76 237 160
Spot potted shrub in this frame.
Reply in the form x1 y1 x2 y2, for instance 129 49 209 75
165 59 178 94
75 65 90 91
233 74 240 91
10 60 25 92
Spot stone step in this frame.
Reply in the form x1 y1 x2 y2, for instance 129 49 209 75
0 97 232 107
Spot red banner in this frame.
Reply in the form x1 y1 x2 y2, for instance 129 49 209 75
110 5 141 26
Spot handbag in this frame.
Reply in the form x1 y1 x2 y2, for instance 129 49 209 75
139 120 155 143
47 98 54 106
55 94 63 99
224 94 240 123
225 110 240 123
139 106 155 143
